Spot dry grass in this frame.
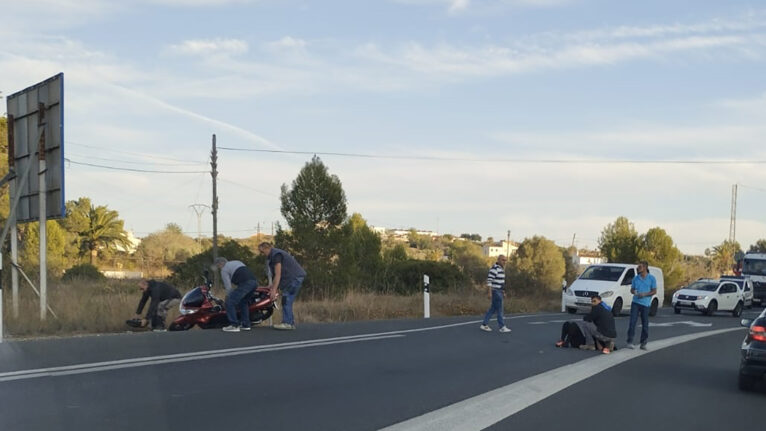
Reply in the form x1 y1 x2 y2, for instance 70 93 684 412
2 279 560 339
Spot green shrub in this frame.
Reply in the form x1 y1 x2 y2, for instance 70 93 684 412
62 263 107 282
169 240 266 289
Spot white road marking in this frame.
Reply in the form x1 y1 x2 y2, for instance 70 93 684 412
0 314 556 383
0 334 403 382
528 319 568 325
379 327 743 431
650 321 712 327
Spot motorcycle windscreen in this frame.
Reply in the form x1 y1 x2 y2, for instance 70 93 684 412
181 287 205 308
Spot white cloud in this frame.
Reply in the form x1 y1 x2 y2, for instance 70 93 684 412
393 0 570 14
166 38 249 56
266 36 307 51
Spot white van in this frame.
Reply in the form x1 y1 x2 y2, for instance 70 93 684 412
563 263 664 316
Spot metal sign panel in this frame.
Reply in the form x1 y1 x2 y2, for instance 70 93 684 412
6 73 65 223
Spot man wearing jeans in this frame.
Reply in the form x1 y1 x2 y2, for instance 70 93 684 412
259 242 306 330
215 257 258 333
480 255 511 333
627 261 657 350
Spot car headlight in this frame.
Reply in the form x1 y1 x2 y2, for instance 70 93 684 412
601 291 614 298
565 288 574 296
673 291 679 298
697 296 708 301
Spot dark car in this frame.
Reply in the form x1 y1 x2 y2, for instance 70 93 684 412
739 309 766 391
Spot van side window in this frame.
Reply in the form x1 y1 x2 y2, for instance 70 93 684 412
719 284 736 294
621 268 635 286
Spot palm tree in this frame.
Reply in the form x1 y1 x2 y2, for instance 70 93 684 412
64 198 130 264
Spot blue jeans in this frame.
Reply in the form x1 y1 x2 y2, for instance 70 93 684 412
627 303 650 345
482 289 505 328
225 279 257 327
280 276 304 325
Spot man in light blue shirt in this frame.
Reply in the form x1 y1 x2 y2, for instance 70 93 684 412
627 261 657 350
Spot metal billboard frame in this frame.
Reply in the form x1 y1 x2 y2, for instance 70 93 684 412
6 72 65 223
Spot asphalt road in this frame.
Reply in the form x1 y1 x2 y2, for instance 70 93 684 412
0 307 762 431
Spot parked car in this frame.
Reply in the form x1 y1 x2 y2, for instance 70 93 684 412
739 308 766 391
720 275 754 308
672 279 745 317
563 263 664 317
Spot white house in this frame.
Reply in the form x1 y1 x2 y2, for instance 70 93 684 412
482 240 518 257
573 250 605 266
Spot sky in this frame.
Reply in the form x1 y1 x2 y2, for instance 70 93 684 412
2 0 766 255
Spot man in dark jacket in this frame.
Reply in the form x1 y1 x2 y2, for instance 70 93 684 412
258 242 306 331
583 295 617 352
135 279 181 331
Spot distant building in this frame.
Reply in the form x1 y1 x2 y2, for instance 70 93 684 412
573 249 605 266
482 240 518 257
116 230 141 254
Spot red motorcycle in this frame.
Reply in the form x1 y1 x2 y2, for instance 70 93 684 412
168 271 278 331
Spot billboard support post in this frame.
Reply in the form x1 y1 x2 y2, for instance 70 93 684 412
38 102 48 321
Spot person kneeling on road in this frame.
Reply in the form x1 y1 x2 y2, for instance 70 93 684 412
555 295 616 354
135 279 181 332
215 257 258 333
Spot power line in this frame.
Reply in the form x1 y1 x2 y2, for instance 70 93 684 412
218 178 280 197
739 183 766 193
67 140 206 164
65 158 209 174
217 147 766 164
67 152 207 167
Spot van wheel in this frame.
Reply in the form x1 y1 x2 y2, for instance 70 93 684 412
649 299 659 316
732 302 743 317
612 298 623 317
705 300 718 316
567 307 577 314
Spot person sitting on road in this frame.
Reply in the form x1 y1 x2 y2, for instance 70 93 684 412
582 295 617 354
555 295 617 354
135 279 181 332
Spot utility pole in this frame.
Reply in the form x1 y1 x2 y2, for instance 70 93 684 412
729 184 737 243
571 233 577 248
506 230 511 256
189 204 210 242
256 222 261 242
210 134 219 261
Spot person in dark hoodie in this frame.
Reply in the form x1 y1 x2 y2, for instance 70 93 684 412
556 295 617 354
582 295 617 353
134 279 182 331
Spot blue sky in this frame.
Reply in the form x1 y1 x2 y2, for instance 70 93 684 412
2 0 766 254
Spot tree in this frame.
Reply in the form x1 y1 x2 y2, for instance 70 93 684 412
448 240 490 284
706 240 741 275
61 197 130 264
598 216 640 263
279 156 348 295
460 233 482 242
561 246 579 286
749 239 766 253
0 117 9 224
136 223 202 275
507 236 565 295
169 240 265 289
336 213 382 290
637 227 684 289
18 220 69 277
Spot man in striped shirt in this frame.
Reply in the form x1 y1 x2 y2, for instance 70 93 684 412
480 255 511 333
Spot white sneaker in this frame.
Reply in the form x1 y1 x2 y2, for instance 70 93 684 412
626 343 636 349
479 325 492 332
240 326 252 331
222 325 240 332
499 326 512 333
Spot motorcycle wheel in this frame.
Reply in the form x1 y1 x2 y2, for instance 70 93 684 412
250 306 274 325
168 322 193 331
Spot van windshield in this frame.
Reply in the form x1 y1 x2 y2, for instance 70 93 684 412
579 266 625 282
743 259 766 276
686 281 719 291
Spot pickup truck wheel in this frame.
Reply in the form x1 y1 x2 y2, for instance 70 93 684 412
732 302 743 317
705 300 718 316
